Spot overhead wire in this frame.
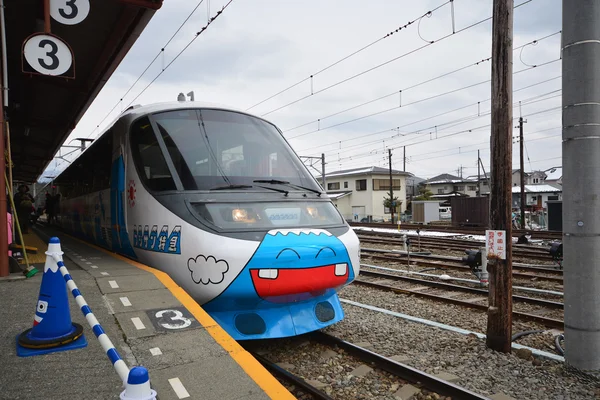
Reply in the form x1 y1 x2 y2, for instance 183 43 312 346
244 0 453 112
332 100 561 165
288 59 560 140
297 79 562 157
123 0 234 110
284 31 560 135
90 0 207 137
258 0 535 117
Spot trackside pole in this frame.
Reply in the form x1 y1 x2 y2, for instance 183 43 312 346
562 0 600 373
47 237 157 398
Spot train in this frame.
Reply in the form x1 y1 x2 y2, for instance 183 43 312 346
51 101 361 340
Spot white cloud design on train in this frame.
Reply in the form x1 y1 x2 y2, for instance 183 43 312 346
188 255 230 285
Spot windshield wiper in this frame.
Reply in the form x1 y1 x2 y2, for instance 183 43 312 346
210 183 289 196
253 180 322 196
210 184 254 190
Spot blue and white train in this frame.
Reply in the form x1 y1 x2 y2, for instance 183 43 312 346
53 101 360 340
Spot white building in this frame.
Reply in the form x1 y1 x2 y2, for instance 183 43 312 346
420 174 479 205
316 166 412 222
511 184 562 210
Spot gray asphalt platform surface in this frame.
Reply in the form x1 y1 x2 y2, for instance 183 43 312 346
0 226 279 400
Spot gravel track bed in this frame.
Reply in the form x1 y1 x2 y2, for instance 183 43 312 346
340 284 559 352
362 254 564 293
246 338 447 399
324 303 600 399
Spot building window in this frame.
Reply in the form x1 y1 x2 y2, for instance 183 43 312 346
355 179 367 191
438 189 445 194
327 182 340 190
454 185 465 192
548 195 559 201
372 179 401 191
533 178 539 184
468 185 477 191
344 181 348 188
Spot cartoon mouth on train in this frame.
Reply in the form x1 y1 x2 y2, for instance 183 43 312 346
247 229 353 300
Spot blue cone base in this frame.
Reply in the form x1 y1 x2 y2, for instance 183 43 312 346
16 333 87 357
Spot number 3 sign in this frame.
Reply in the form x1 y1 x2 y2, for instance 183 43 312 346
23 34 74 78
50 0 90 26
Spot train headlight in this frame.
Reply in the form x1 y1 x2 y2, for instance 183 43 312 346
232 208 255 223
306 206 318 218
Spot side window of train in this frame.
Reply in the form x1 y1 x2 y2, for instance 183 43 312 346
130 117 176 191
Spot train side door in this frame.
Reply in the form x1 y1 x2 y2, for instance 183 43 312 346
110 125 137 258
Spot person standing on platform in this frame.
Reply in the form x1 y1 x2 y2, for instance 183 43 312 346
45 191 55 224
14 185 33 234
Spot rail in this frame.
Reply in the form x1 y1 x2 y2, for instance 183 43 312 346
310 332 490 400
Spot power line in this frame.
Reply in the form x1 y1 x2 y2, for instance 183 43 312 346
244 0 453 112
332 101 561 164
123 0 234 110
257 0 534 117
297 80 561 157
90 0 207 137
287 58 560 140
284 31 560 135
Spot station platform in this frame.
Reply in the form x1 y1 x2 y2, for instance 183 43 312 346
0 226 294 400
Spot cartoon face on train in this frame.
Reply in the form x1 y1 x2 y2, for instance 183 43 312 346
190 228 355 307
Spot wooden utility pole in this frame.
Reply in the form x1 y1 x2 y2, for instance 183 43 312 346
477 150 481 197
389 149 395 225
518 117 526 229
487 0 513 353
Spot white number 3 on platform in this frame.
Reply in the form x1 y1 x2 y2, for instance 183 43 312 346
50 0 90 25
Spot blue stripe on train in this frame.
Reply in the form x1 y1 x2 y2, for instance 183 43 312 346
110 155 137 259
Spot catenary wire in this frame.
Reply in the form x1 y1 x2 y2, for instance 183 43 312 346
258 0 534 117
244 0 453 112
284 31 560 135
90 0 207 137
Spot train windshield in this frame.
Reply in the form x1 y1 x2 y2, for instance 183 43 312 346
135 108 322 192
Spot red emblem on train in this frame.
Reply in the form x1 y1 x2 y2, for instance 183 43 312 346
128 180 136 208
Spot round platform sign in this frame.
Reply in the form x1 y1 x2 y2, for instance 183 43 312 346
50 0 90 25
24 34 73 76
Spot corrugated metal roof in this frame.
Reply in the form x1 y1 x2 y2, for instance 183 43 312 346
511 184 562 193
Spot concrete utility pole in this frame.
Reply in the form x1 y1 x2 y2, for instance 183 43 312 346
403 146 406 172
563 0 600 373
487 0 513 353
321 153 326 194
388 148 395 225
519 117 526 229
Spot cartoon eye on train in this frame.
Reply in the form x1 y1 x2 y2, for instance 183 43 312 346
52 102 360 340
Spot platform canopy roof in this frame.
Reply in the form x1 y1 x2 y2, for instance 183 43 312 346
4 0 163 183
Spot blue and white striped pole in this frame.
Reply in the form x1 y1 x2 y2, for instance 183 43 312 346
46 237 157 399
47 237 130 382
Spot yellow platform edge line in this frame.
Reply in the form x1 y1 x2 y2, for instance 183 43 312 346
58 232 295 400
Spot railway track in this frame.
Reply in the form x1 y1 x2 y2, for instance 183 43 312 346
350 222 562 240
244 332 489 400
360 248 564 284
356 232 556 261
355 269 564 329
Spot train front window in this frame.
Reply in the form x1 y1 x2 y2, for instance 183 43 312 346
148 109 321 192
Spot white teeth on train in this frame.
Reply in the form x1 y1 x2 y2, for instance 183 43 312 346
258 269 279 279
335 263 347 276
267 229 332 236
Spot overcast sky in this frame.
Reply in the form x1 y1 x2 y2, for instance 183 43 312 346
42 0 562 182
